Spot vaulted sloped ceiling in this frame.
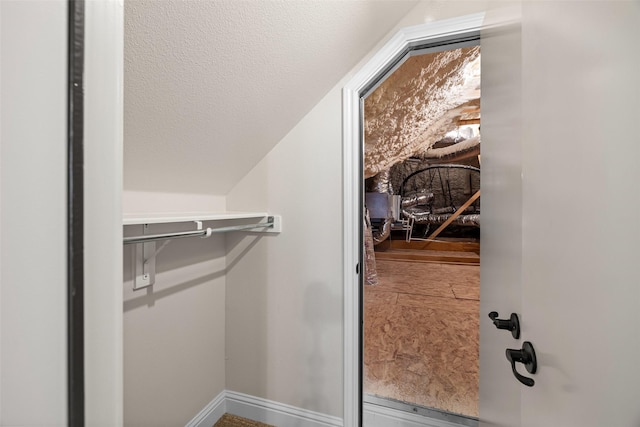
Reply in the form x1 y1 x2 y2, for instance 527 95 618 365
124 0 419 195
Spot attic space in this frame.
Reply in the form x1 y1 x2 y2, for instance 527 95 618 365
363 45 481 419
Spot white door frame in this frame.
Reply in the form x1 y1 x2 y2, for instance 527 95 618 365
341 13 485 427
84 0 124 425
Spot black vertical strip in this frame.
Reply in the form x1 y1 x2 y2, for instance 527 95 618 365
68 0 85 426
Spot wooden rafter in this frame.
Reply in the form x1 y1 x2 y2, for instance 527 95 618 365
426 190 481 241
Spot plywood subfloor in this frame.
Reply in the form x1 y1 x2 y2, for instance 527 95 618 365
375 249 479 265
376 238 480 254
364 258 479 417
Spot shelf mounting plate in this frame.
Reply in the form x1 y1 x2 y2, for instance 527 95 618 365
134 224 155 290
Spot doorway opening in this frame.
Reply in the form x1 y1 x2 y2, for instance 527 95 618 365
342 14 485 427
362 41 480 426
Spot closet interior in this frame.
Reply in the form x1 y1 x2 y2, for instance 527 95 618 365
120 1 419 425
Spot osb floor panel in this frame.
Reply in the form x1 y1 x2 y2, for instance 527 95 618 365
374 249 479 265
364 259 479 417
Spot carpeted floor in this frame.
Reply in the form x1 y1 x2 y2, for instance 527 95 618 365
213 413 274 427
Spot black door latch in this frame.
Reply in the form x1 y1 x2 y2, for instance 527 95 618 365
506 341 537 387
488 311 520 339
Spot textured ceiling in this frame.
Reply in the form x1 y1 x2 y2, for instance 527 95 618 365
124 0 419 195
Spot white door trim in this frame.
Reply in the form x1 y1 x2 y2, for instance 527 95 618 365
84 0 124 424
341 13 485 427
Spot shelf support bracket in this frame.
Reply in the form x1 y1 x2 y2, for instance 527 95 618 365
130 215 282 290
134 224 156 290
143 239 172 266
132 219 220 289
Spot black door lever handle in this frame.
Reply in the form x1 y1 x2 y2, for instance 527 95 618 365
488 311 520 339
506 341 537 387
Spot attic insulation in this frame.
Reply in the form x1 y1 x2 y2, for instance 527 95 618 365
420 135 480 163
364 46 480 178
401 191 434 209
363 211 378 286
403 210 481 227
366 169 394 194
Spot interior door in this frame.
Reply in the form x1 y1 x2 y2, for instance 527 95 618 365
481 2 640 426
478 5 523 427
519 2 640 426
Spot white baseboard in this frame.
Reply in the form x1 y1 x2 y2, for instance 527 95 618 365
185 390 227 427
186 390 343 427
185 390 471 427
226 391 343 427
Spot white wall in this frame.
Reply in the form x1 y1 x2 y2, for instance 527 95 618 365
0 1 68 424
225 1 492 418
121 2 231 423
122 194 226 425
225 88 345 416
123 191 226 217
123 221 227 426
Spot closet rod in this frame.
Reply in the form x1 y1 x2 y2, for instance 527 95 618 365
123 220 273 245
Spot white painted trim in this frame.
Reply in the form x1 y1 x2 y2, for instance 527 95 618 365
363 402 465 427
122 211 270 225
342 13 485 427
186 390 477 427
188 390 343 427
342 73 362 427
84 0 124 425
185 390 227 427
226 391 344 427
